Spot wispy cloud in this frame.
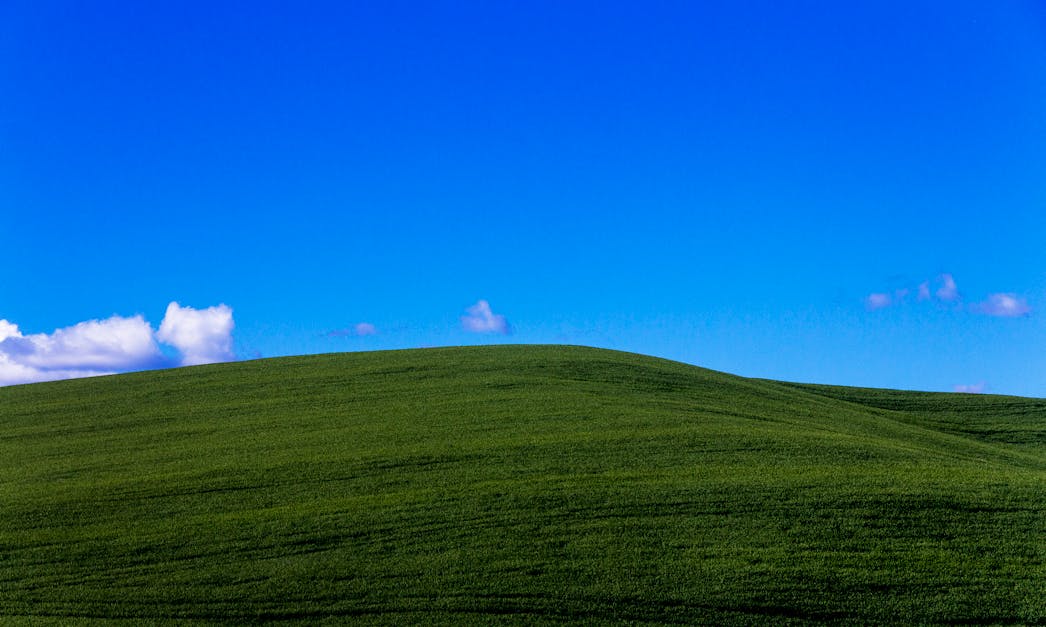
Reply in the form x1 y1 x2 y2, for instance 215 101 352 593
329 322 377 337
865 293 892 310
0 301 236 386
973 293 1031 318
865 276 958 311
935 273 959 302
866 273 1033 322
461 300 510 334
868 288 915 309
953 382 986 394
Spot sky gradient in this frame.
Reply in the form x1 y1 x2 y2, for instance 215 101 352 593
2 1 1045 395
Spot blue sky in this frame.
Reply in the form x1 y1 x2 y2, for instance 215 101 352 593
2 1 1045 395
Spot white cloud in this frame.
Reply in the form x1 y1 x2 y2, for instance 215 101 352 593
0 360 110 387
156 302 235 366
935 273 959 301
0 302 236 387
865 293 892 310
0 314 163 386
0 320 21 342
954 382 986 394
461 300 510 334
973 293 1031 318
5 315 161 371
917 282 931 301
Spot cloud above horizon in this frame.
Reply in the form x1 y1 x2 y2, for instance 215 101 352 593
0 315 162 386
935 273 959 301
973 293 1031 318
0 314 161 371
954 382 986 394
865 274 1032 318
0 302 235 386
156 302 235 366
462 300 510 335
866 274 960 310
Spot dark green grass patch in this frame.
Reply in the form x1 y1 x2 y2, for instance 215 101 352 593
1 345 1043 624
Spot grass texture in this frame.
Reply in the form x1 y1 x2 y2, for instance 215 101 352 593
1 345 1043 624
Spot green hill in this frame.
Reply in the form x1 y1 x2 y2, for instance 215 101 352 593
1 345 1043 624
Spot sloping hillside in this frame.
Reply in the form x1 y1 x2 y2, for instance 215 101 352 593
1 345 1043 623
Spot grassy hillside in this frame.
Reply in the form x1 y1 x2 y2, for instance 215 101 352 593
1 345 1043 624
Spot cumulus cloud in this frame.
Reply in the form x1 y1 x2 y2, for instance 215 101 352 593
329 322 377 337
156 302 235 366
462 300 510 334
935 273 959 302
3 315 161 371
917 281 931 301
954 382 986 394
0 359 107 387
0 320 20 341
973 293 1031 318
0 315 164 386
0 302 236 386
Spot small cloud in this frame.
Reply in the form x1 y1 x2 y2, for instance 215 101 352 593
973 293 1031 318
865 293 892 310
329 322 377 337
354 322 377 336
156 302 235 366
867 273 1033 322
936 273 959 302
954 382 986 394
462 300 510 334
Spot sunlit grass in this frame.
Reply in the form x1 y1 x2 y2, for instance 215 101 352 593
1 345 1043 623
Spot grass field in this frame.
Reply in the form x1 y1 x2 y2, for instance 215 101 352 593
1 345 1043 624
